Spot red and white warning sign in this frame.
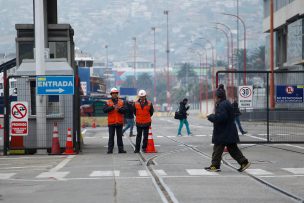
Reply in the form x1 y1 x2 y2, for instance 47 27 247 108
11 102 28 136
238 86 253 108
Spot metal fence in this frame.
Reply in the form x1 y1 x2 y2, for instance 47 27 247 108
3 75 81 154
216 70 304 144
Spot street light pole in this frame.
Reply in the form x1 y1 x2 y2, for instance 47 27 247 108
270 0 275 109
164 10 170 112
151 27 157 104
105 45 109 89
132 37 137 88
222 13 247 85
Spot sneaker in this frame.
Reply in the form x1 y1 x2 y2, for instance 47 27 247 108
241 131 247 135
134 150 140 153
177 134 182 136
188 133 193 136
107 151 113 154
204 166 221 172
238 161 251 172
118 150 127 153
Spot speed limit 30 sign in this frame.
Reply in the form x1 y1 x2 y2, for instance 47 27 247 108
238 86 253 108
11 101 28 136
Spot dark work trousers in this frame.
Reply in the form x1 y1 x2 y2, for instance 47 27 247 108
135 126 149 151
108 125 124 152
212 143 248 168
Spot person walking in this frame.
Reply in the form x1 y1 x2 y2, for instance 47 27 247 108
205 86 250 172
232 97 247 135
134 90 154 153
177 98 192 136
122 99 135 137
103 88 127 154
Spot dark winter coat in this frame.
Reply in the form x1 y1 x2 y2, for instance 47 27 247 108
232 101 241 117
207 99 239 144
124 102 135 119
179 102 189 119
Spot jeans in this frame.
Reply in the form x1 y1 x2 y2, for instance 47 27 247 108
135 126 149 151
108 125 124 152
211 144 248 168
235 116 245 133
177 119 191 135
123 118 134 134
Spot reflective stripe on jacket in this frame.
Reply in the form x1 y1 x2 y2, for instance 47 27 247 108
107 99 124 125
134 100 152 125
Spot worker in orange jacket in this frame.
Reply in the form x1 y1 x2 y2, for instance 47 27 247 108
134 89 154 153
103 88 126 154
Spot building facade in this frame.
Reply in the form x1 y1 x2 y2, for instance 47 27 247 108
263 0 304 69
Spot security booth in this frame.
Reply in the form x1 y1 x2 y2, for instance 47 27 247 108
3 23 80 155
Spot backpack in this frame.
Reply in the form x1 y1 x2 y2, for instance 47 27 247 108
174 107 183 120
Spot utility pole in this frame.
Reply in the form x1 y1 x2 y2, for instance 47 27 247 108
164 10 170 112
34 0 47 150
132 37 137 88
105 45 108 89
270 0 275 109
151 27 157 104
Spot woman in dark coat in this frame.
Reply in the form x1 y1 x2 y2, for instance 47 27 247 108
205 86 250 172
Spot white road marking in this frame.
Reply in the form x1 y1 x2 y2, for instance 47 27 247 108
246 169 273 176
258 134 267 136
138 170 149 177
195 135 207 137
36 172 69 180
167 136 175 138
102 136 109 139
186 169 219 176
157 136 164 138
81 129 87 135
284 144 304 150
276 134 289 136
0 173 16 179
90 170 120 177
49 155 75 172
0 165 52 170
154 170 167 176
282 168 304 175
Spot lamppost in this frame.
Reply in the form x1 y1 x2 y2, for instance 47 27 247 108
198 37 216 103
132 37 137 88
151 27 157 104
164 10 170 112
105 45 109 89
193 44 209 115
222 12 247 85
214 22 235 99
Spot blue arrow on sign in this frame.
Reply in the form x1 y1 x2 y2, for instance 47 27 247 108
36 76 75 95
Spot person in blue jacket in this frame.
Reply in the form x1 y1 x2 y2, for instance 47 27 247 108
205 85 250 172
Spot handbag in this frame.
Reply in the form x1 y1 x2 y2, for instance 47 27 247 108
174 108 183 120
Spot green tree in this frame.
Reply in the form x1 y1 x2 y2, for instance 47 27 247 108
136 73 153 94
250 46 265 71
122 75 135 88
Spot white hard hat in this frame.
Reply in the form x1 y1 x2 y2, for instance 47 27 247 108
138 89 146 97
110 88 119 94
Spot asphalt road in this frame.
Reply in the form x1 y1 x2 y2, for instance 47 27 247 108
1 115 304 203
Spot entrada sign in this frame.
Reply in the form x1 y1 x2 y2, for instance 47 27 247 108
36 76 74 95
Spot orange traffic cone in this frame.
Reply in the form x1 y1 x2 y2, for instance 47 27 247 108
51 122 61 155
81 122 86 129
145 126 157 153
92 119 96 128
64 128 75 155
224 146 228 152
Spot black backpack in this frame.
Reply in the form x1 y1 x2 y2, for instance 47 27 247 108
174 107 183 120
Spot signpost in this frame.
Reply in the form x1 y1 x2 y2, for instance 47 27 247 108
36 76 74 95
238 86 253 108
11 102 28 136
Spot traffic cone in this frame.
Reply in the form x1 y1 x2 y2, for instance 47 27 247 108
92 119 96 128
81 122 86 129
145 126 157 153
64 128 75 155
51 122 61 155
224 146 228 152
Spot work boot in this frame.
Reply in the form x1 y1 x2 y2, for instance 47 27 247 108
134 149 140 153
119 150 127 154
238 161 251 172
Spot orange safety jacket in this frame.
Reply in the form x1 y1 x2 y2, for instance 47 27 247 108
106 99 124 125
134 100 152 125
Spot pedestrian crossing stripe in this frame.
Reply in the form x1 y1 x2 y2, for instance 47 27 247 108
246 169 273 175
90 170 120 177
36 172 70 179
0 173 16 179
154 170 167 176
138 170 149 177
186 169 218 176
282 168 304 174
